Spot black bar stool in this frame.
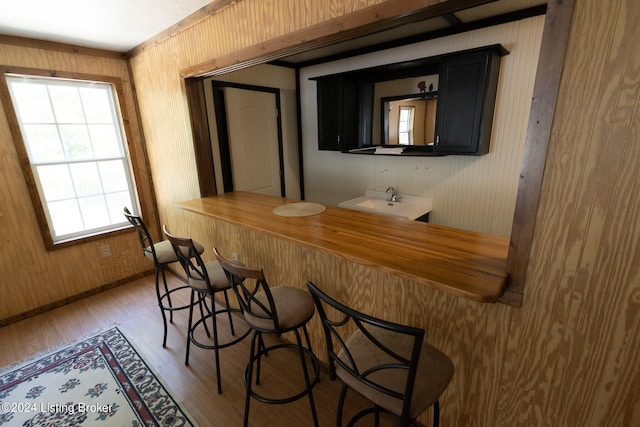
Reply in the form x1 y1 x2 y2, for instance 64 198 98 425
214 248 320 427
307 281 454 427
123 207 204 347
164 226 250 394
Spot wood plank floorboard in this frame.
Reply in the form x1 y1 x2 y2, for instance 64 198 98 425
0 273 400 426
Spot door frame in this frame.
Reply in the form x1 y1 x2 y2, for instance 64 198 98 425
211 80 285 196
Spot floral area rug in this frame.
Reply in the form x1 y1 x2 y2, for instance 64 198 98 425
0 326 197 426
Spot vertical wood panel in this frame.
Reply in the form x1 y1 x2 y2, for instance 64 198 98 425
545 0 640 424
497 0 640 425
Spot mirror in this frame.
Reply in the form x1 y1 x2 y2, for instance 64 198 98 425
382 93 437 146
368 73 439 148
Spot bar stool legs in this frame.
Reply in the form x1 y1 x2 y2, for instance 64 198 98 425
123 207 203 348
155 262 201 348
214 248 320 426
243 327 320 427
185 287 248 394
155 263 170 347
164 227 250 394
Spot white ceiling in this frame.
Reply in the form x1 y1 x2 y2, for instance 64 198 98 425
0 0 213 51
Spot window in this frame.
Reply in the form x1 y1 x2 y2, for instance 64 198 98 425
398 106 415 145
4 73 137 246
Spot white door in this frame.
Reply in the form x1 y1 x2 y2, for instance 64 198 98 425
224 87 282 196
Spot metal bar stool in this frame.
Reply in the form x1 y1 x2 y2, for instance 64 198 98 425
123 207 204 347
215 248 320 427
164 227 250 394
307 281 454 427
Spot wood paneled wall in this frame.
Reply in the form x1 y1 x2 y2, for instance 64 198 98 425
0 43 156 323
496 0 640 424
129 0 640 425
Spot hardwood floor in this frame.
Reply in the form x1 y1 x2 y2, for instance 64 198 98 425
0 273 400 426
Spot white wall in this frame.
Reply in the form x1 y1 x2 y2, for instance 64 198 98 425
204 64 301 199
300 16 545 236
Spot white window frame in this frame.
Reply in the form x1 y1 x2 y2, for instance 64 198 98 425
398 106 415 145
2 68 139 248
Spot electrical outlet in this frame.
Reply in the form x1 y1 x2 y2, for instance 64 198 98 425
100 244 112 258
232 252 239 261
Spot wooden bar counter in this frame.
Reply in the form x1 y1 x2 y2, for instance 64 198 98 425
176 191 509 302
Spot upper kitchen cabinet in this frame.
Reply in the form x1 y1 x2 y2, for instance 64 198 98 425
316 75 360 151
434 47 505 155
312 45 508 156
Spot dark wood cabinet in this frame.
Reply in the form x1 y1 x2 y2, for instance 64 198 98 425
313 44 507 155
434 49 503 155
316 76 359 151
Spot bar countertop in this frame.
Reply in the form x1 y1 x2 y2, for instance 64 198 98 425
176 192 509 302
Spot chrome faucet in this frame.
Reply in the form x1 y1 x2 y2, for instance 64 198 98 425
386 186 400 202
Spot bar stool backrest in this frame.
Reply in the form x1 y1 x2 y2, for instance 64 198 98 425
123 207 158 263
163 226 211 292
214 248 281 335
306 281 425 424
